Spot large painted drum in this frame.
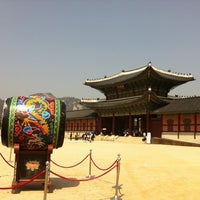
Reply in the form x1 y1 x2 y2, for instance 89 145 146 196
1 96 66 150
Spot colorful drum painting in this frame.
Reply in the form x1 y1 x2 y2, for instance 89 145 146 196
1 96 66 150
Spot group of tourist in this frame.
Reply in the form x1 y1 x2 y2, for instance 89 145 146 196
69 131 95 142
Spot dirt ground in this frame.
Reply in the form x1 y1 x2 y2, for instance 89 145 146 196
1 135 200 200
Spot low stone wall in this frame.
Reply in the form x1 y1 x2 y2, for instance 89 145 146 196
162 132 200 144
152 137 200 147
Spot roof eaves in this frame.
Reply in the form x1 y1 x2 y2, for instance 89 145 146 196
152 65 194 80
85 65 147 85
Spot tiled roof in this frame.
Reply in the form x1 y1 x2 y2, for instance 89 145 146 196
84 63 194 87
81 96 141 108
81 92 169 110
66 109 96 119
67 97 200 117
153 97 200 113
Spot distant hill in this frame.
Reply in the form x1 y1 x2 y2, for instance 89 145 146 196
58 97 85 111
30 93 83 111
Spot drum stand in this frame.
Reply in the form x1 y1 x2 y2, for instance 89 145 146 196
11 144 53 193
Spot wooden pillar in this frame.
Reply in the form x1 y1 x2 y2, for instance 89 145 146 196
146 91 151 133
194 112 197 139
137 116 139 132
161 114 163 138
178 113 180 139
128 112 132 136
112 114 115 135
98 116 102 133
146 111 150 133
87 119 89 131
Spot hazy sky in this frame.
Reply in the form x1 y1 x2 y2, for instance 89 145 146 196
0 0 200 99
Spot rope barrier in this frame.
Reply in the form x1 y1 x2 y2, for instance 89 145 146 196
50 162 117 182
51 150 117 172
0 152 15 168
51 153 90 168
0 149 122 199
0 170 45 190
90 156 117 171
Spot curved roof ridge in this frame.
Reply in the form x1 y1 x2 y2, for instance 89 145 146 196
151 65 194 78
85 65 147 83
85 63 194 84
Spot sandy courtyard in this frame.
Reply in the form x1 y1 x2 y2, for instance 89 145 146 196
1 136 200 200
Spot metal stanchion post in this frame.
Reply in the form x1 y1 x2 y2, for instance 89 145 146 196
43 161 50 200
111 154 122 200
86 149 94 178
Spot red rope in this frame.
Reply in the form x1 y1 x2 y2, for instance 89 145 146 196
50 162 117 182
0 152 15 168
0 170 45 190
51 153 90 168
90 155 117 171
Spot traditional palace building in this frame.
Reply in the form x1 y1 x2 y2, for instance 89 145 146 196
66 62 200 138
